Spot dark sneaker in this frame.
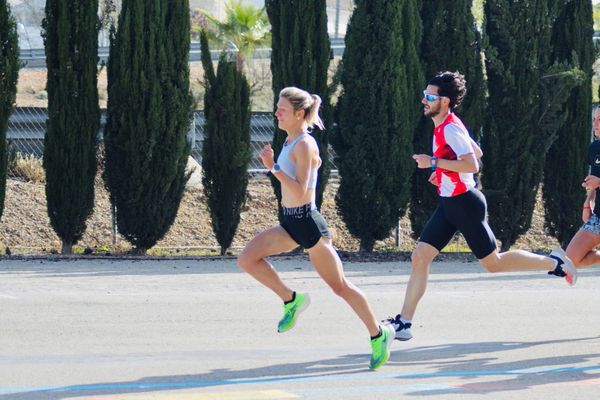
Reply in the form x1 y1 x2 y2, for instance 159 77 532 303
382 314 413 341
548 248 577 286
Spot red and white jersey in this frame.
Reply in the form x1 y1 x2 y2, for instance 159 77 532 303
432 113 476 197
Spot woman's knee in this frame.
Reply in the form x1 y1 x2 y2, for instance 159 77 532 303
236 252 249 271
237 248 259 272
479 254 502 273
565 247 581 267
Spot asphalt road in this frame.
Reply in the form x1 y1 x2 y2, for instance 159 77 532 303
1 257 599 400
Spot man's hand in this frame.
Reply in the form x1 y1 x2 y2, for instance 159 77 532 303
428 171 439 187
413 154 433 169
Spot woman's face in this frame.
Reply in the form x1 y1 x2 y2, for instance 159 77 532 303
275 97 303 133
594 108 600 138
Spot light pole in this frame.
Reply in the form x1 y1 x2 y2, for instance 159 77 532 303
334 0 340 39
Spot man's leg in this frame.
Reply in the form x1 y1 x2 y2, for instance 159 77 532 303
401 241 439 320
479 249 554 273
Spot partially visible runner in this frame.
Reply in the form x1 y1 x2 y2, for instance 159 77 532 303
237 86 394 369
562 107 600 267
384 71 577 342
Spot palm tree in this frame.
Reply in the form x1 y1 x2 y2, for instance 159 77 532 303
193 0 270 70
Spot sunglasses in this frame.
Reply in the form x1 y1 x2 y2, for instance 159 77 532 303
422 91 443 102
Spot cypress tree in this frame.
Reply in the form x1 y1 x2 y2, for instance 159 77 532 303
410 0 486 239
265 0 331 219
200 31 251 256
333 0 423 252
42 0 100 254
0 0 19 222
543 0 594 248
482 0 583 250
104 0 192 254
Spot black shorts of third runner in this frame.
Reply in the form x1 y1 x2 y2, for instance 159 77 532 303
419 189 497 259
281 203 332 249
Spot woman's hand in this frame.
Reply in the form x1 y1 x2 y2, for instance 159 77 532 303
582 175 600 190
582 206 592 223
259 144 275 169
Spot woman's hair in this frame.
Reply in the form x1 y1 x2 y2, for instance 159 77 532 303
279 86 325 130
428 71 467 110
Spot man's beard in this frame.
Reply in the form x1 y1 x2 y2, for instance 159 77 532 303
424 106 440 118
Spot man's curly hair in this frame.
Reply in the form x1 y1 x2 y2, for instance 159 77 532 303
428 71 467 110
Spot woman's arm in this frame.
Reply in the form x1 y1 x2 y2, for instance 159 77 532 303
583 189 595 222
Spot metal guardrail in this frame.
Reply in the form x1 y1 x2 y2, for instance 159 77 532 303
18 38 346 68
6 108 337 175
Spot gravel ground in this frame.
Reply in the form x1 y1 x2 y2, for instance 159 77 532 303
0 175 560 256
6 69 561 256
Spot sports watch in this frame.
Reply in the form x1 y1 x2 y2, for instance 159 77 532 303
271 163 281 174
430 156 438 171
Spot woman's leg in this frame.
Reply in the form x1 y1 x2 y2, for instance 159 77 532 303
306 237 380 337
566 228 600 267
237 225 300 301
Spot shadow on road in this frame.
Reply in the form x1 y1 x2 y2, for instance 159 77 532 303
2 336 599 399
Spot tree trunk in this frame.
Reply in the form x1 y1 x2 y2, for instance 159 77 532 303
61 240 73 255
131 247 147 256
359 239 375 253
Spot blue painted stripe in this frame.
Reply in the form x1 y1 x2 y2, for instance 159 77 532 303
2 364 599 396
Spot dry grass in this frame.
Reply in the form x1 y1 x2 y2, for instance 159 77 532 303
8 153 45 183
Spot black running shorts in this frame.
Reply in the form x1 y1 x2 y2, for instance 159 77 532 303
281 203 332 249
419 189 497 259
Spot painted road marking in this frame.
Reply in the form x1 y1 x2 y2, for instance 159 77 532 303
2 365 600 396
73 389 299 400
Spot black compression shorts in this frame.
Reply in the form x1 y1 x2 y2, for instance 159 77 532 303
419 189 497 259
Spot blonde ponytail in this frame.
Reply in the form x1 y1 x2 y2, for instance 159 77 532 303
306 94 325 130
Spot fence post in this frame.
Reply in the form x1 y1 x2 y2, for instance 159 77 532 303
111 204 117 245
193 112 196 149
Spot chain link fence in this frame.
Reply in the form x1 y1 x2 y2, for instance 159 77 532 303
6 108 337 178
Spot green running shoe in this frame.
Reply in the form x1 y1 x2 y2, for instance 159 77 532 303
277 293 310 333
369 324 394 370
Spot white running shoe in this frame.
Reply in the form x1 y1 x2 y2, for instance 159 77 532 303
382 314 413 341
549 248 577 286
